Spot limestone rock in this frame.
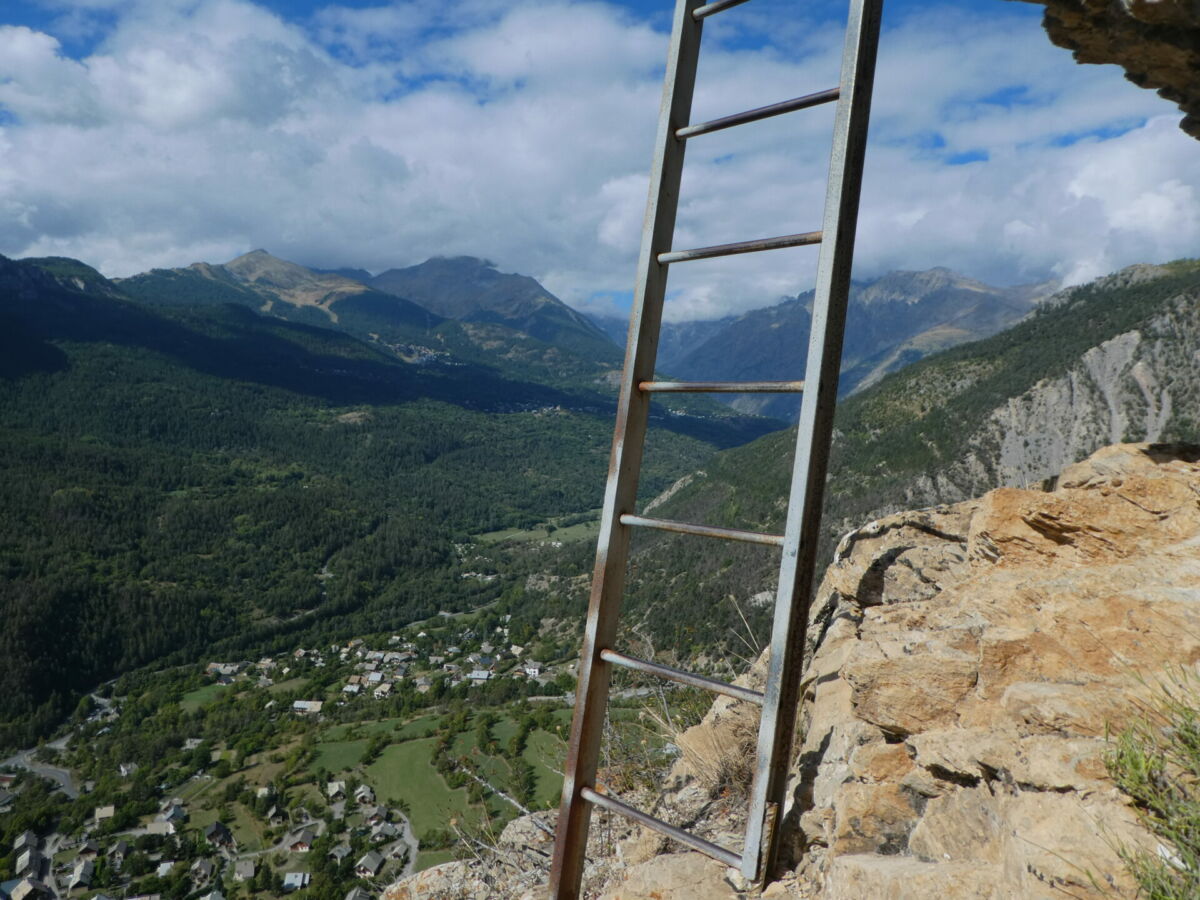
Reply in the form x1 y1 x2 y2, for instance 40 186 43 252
826 855 1002 899
384 812 557 900
598 853 746 900
383 862 490 900
784 442 1200 898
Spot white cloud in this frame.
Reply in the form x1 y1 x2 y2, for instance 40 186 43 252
0 0 1195 322
0 26 102 124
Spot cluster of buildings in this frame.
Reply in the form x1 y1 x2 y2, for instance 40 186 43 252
203 615 562 724
332 625 550 699
5 828 118 899
0 816 239 900
1 787 403 900
338 644 416 700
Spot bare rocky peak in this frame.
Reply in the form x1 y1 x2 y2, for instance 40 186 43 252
855 267 995 305
370 256 558 320
223 249 363 292
210 250 371 320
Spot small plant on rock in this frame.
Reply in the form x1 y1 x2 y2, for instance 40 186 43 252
1106 668 1200 899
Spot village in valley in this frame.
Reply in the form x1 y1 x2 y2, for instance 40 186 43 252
0 611 580 900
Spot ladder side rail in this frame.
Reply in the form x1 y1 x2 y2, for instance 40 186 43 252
547 0 705 896
740 0 885 882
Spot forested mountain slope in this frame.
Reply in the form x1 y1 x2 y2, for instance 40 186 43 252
0 253 774 752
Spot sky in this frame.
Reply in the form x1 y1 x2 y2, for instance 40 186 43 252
0 0 1196 322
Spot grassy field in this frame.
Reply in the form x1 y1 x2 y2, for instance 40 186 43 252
365 739 476 836
178 775 217 804
189 806 218 831
442 715 564 814
267 677 308 695
456 740 512 790
322 715 441 743
228 802 268 851
241 756 286 789
289 709 566 873
180 682 229 712
476 512 600 545
290 782 325 812
524 730 565 807
396 715 442 740
310 739 367 773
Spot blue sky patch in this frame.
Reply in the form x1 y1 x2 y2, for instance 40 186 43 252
946 149 988 165
979 85 1042 109
1048 119 1148 147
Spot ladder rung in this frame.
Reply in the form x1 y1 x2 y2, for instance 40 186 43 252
581 786 743 869
677 88 840 140
658 231 821 264
640 380 804 394
693 0 752 20
620 513 784 547
601 648 765 705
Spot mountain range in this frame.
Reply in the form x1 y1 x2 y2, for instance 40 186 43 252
118 252 623 386
123 251 1054 421
369 256 615 359
596 267 1058 418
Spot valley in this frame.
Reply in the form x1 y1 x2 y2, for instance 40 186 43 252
2 247 1198 900
0 251 774 753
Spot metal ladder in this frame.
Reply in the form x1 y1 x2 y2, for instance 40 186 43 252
548 0 883 895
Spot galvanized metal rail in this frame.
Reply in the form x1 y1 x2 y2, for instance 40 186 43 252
548 0 883 895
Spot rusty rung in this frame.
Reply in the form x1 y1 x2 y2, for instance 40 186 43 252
640 380 804 394
677 88 840 140
658 231 822 264
581 787 744 868
693 0 752 19
600 648 765 705
619 513 784 547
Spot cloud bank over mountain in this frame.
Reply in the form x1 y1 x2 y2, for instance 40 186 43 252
0 0 1194 320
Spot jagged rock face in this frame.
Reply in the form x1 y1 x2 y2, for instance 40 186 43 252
1014 0 1200 138
785 442 1200 898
